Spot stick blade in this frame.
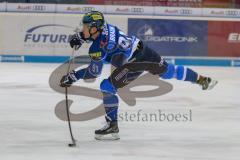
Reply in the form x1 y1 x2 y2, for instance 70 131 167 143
68 143 77 147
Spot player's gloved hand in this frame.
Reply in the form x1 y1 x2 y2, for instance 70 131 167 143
60 70 78 87
69 32 85 50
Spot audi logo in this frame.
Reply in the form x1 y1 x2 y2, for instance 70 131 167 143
225 10 240 16
180 9 192 15
82 7 95 12
131 8 144 13
32 5 46 11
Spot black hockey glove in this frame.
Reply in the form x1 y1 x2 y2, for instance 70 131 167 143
60 70 78 87
69 32 85 50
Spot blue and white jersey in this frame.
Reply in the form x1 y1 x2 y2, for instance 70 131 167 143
89 23 139 63
75 23 140 79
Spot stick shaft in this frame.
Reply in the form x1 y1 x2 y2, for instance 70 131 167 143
65 48 76 144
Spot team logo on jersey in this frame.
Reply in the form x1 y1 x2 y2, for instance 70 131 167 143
89 51 102 60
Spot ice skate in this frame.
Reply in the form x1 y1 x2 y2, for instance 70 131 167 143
95 121 120 140
197 76 218 90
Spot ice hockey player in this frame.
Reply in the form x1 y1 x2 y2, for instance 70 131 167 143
60 11 218 140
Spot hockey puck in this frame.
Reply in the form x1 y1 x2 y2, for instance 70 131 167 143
68 143 76 147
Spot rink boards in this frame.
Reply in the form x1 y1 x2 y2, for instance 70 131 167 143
0 54 239 67
0 12 239 66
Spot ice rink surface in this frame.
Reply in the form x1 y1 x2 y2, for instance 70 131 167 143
0 62 239 160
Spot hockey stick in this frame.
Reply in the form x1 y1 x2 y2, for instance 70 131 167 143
65 47 77 147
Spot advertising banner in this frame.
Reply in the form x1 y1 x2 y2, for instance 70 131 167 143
1 3 240 18
208 21 240 57
56 4 104 14
105 5 154 15
0 13 240 60
128 18 208 56
155 7 202 16
0 13 87 56
202 8 240 18
6 3 55 13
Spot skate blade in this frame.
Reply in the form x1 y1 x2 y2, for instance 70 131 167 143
207 80 218 90
95 133 120 141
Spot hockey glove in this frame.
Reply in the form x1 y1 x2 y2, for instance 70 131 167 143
60 70 78 87
69 32 85 50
